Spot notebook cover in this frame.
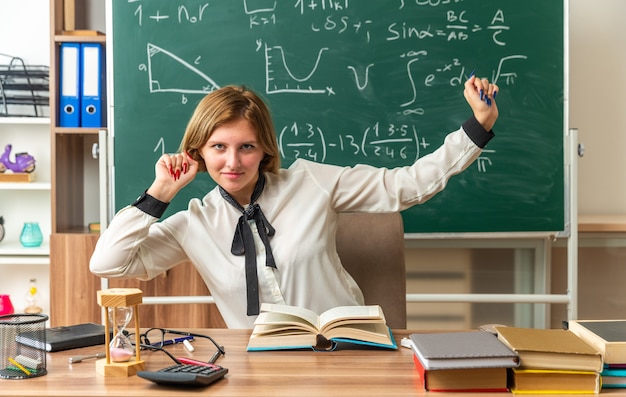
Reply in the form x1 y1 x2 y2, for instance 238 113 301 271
495 326 603 372
409 331 519 370
570 320 626 342
15 323 108 352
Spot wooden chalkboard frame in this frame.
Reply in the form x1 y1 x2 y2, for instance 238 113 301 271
106 0 568 235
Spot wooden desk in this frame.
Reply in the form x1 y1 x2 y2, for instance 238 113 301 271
1 329 625 396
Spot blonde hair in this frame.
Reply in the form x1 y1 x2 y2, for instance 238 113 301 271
179 85 280 174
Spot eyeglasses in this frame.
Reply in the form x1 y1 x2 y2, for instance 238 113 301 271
128 328 225 364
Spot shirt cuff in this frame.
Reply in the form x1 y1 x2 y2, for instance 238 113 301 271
132 190 169 218
462 116 495 149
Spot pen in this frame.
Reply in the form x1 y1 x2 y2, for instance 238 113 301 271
152 335 194 347
177 357 219 368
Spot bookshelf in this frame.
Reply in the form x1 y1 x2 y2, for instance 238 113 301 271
47 0 222 327
48 0 103 326
0 1 52 315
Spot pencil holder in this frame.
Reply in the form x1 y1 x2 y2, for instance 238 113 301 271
0 313 48 379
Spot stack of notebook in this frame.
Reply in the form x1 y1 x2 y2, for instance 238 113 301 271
408 331 520 392
568 319 626 389
495 326 603 394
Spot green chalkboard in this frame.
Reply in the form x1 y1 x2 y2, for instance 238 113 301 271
109 0 565 234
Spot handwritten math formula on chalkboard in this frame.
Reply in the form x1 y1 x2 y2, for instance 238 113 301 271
111 0 566 234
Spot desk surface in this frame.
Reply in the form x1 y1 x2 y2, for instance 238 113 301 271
2 329 626 397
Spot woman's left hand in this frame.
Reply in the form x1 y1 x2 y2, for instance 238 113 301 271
464 75 499 131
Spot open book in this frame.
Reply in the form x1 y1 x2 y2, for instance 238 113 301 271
246 303 397 351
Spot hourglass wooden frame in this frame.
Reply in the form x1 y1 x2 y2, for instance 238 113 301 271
95 288 145 377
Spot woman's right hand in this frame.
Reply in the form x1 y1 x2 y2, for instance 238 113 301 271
147 151 199 203
464 75 499 132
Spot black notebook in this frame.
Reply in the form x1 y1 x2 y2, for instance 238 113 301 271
16 323 108 352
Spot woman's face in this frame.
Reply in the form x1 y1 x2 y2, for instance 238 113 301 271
199 118 265 205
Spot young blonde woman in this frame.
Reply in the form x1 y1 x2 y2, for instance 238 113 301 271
91 76 499 328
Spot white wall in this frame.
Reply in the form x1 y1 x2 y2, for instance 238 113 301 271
570 0 626 214
0 0 50 315
0 0 49 65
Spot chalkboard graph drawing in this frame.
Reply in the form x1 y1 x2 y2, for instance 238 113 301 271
146 43 220 94
347 63 375 91
243 0 276 15
264 44 329 95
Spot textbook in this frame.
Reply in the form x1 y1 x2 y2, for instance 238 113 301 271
408 331 520 370
567 319 626 364
15 323 108 352
412 353 509 392
246 303 397 351
494 326 603 372
509 368 601 394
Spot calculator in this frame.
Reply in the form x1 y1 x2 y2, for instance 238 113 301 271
137 363 228 387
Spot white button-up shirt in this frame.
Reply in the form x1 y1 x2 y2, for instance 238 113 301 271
90 123 490 328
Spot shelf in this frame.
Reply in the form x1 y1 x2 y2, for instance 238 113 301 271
0 256 49 265
53 126 103 135
579 214 626 233
0 181 51 190
0 117 50 125
54 34 106 44
0 241 49 265
56 227 96 235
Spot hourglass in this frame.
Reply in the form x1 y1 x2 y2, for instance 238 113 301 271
95 288 145 377
108 306 134 362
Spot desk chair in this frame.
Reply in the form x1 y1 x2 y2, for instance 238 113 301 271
135 212 407 329
336 212 407 329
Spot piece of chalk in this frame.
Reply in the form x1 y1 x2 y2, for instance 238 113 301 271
183 338 195 352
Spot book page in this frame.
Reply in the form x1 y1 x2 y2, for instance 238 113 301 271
259 303 320 329
251 322 316 336
323 322 391 344
253 312 318 334
319 305 384 330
